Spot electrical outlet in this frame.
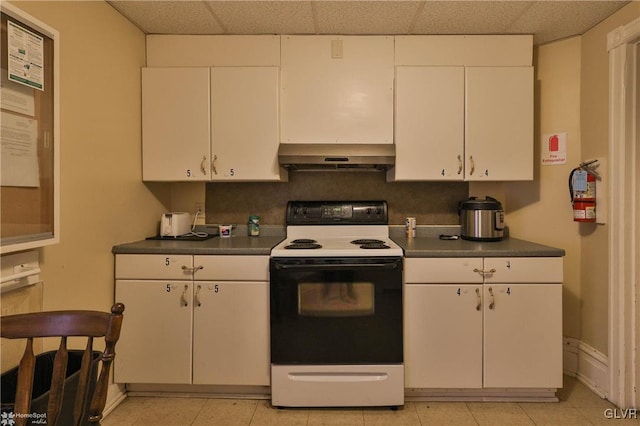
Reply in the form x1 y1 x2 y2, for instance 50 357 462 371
194 202 206 225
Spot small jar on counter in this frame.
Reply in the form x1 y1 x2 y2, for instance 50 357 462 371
248 215 260 236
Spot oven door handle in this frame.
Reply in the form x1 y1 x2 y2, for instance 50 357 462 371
273 262 399 270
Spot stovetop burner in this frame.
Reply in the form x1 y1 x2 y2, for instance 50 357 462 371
350 239 385 245
359 243 391 249
292 239 318 244
285 243 322 250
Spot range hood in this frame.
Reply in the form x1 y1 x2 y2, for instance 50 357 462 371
278 144 395 171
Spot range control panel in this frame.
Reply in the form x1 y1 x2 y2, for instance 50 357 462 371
286 201 388 225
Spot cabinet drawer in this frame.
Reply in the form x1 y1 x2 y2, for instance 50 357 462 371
194 255 269 281
484 257 563 283
404 258 483 283
115 254 193 279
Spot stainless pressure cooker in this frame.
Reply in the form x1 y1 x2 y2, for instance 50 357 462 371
458 196 505 241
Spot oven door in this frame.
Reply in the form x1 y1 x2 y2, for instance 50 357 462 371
270 256 402 365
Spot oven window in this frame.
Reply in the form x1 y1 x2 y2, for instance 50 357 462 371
298 282 374 317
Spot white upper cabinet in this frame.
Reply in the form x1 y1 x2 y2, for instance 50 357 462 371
391 35 534 182
281 36 394 144
465 66 533 181
142 67 211 181
142 36 285 182
210 67 281 181
392 66 465 180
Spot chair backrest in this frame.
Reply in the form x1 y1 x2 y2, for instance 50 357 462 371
1 303 124 426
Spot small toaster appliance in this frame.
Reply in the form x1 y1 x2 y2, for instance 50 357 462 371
160 212 191 237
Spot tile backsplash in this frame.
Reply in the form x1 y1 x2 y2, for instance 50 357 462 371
205 172 468 226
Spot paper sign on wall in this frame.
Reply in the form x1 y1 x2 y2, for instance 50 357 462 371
7 20 44 91
541 132 567 165
0 111 40 187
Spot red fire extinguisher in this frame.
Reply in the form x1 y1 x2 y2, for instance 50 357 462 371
569 161 597 223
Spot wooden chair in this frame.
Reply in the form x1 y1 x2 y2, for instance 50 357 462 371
0 303 124 426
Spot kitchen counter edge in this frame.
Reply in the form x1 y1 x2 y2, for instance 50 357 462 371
394 236 565 258
112 236 285 256
112 235 564 258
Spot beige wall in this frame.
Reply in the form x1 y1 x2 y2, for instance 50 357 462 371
6 1 168 319
579 2 640 355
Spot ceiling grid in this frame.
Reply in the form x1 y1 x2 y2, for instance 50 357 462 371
108 1 630 45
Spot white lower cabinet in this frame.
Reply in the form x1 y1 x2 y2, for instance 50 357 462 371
404 257 563 390
405 283 483 388
115 279 194 384
114 254 269 386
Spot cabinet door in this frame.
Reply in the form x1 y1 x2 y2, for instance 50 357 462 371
142 68 211 181
483 283 563 388
210 67 283 181
465 67 533 181
393 66 464 181
192 281 270 386
114 280 193 384
281 36 394 144
404 284 483 388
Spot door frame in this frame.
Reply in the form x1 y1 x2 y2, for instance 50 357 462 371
607 16 640 409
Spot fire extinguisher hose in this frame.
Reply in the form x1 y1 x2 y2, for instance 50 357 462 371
568 167 580 204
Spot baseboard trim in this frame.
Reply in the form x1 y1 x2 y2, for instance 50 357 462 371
563 337 609 399
102 383 127 418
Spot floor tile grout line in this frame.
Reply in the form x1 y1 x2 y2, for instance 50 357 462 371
189 398 208 426
464 402 481 426
246 399 259 426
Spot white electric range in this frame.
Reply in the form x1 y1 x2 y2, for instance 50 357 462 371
270 201 404 408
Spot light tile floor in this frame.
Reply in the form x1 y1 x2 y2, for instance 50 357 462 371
102 376 639 425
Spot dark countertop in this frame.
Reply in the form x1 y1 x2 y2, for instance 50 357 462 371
113 225 564 258
393 236 565 258
112 235 285 256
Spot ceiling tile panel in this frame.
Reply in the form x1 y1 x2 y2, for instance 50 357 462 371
314 1 423 34
109 1 224 34
508 1 629 45
411 1 534 35
207 1 316 34
107 0 633 45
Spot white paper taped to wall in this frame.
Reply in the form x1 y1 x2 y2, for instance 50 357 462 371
0 111 39 187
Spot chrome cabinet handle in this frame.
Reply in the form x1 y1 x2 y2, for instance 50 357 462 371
473 268 496 277
469 156 475 175
195 284 202 307
475 288 481 311
181 284 189 307
181 265 204 274
488 287 495 310
457 155 463 175
200 156 207 175
212 155 218 175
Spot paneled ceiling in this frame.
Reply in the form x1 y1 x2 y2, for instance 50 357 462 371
107 0 630 45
